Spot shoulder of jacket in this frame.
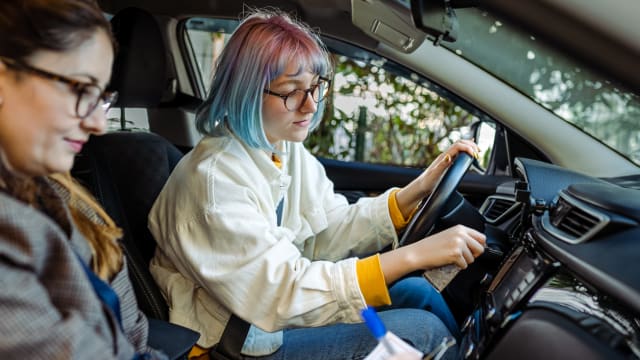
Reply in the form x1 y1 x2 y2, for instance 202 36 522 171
195 135 248 161
0 192 68 269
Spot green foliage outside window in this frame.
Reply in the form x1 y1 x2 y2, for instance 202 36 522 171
306 55 478 168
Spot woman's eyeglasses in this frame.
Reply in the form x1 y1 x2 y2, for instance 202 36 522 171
264 76 331 112
0 56 117 119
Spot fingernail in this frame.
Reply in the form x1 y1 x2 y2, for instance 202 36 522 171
474 151 479 159
444 153 451 163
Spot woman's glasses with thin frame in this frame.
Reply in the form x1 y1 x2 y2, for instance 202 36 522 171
0 56 117 119
264 76 331 112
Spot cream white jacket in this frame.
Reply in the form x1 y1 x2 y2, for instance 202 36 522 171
148 133 398 355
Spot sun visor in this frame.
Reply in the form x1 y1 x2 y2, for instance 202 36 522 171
351 0 426 53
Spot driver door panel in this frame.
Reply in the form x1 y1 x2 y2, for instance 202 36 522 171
319 157 500 207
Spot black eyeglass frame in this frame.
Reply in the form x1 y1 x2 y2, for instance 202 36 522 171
263 76 332 112
0 56 117 119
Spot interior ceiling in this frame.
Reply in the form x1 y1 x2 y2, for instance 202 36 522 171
97 0 351 28
99 0 640 92
98 0 377 51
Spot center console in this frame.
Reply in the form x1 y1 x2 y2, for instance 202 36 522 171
458 232 557 359
457 228 638 359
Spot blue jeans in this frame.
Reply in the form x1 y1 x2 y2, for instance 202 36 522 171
250 309 456 360
382 276 460 338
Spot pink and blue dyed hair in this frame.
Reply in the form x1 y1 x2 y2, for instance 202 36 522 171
195 10 331 150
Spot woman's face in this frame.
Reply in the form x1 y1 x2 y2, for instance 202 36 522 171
0 29 114 177
262 61 320 145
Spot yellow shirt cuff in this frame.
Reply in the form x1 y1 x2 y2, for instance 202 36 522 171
188 344 210 359
388 188 417 230
356 254 391 307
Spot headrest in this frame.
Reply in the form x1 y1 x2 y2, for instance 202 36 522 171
108 7 168 107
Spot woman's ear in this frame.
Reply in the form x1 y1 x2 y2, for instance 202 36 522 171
0 59 9 102
0 62 5 105
0 69 4 107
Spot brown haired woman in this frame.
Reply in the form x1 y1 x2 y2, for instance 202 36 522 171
0 0 166 358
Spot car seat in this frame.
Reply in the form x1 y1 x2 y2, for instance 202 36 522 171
72 6 198 359
73 131 181 320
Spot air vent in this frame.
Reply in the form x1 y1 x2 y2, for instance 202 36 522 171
542 193 609 244
551 198 599 238
480 196 518 224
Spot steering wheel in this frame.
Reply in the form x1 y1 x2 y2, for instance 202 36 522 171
398 152 474 246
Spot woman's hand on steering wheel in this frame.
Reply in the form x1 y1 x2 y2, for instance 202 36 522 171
395 139 480 219
416 139 480 197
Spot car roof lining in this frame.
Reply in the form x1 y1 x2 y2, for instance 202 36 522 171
98 0 380 52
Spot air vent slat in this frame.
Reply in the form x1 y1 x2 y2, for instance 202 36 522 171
549 195 605 243
570 210 599 226
483 198 516 222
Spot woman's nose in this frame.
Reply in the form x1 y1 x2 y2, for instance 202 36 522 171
81 106 108 135
299 92 318 113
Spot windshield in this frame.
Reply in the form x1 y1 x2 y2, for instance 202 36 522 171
443 8 640 166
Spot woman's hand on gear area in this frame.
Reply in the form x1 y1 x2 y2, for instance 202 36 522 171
379 225 486 283
409 224 487 270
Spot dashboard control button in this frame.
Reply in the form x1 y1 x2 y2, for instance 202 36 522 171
525 271 536 283
462 315 475 332
505 298 514 309
510 288 520 300
517 280 528 292
464 342 475 359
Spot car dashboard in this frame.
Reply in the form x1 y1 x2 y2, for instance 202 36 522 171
460 157 640 359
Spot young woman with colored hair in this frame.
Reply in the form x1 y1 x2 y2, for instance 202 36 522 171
0 0 166 358
149 9 485 360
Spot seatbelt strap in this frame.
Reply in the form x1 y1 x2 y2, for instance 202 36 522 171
214 314 251 359
213 198 284 359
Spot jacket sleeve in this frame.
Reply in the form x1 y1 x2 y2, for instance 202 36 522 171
0 214 137 360
291 145 399 261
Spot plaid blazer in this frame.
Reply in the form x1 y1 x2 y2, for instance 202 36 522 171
0 185 164 359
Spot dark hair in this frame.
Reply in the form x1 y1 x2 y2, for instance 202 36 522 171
0 0 122 280
0 0 114 60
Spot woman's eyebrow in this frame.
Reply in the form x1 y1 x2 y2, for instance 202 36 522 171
69 72 101 85
270 75 320 88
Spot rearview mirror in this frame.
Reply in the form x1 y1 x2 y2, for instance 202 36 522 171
409 0 479 45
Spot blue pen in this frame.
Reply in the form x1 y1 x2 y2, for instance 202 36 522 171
361 306 396 355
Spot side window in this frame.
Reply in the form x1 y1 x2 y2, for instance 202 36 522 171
309 51 481 168
183 18 481 168
184 18 238 98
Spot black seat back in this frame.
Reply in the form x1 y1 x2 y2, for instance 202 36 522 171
108 6 168 109
72 131 183 320
73 5 178 320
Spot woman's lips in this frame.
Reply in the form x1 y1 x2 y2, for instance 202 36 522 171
66 139 86 152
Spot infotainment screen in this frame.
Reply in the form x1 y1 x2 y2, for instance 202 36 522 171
487 246 543 315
